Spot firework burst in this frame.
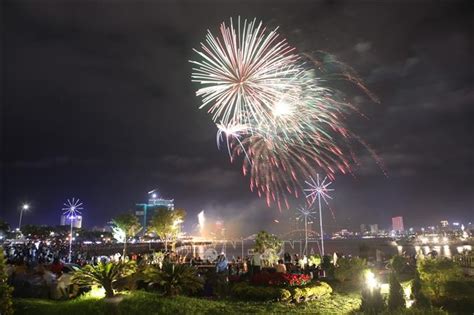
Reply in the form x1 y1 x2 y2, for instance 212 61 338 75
191 17 304 127
192 18 380 209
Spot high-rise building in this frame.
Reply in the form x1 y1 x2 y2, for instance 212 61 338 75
369 224 379 235
60 214 82 229
136 190 174 232
360 224 367 234
392 216 404 232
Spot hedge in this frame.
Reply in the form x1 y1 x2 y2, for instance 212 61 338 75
231 281 332 303
290 282 333 302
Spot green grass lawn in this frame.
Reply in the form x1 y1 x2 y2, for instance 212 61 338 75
13 291 362 315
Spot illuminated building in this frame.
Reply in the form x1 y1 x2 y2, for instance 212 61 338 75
60 214 82 229
135 189 174 232
369 224 379 235
392 216 404 232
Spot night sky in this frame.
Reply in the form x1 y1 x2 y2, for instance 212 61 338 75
1 0 473 237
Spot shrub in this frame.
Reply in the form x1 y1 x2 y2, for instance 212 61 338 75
443 279 474 300
411 269 430 308
308 255 321 267
231 281 332 302
289 281 332 303
390 255 408 275
334 257 367 283
388 272 405 311
144 262 203 296
72 261 136 298
0 248 13 315
417 257 462 300
232 282 290 301
360 287 385 314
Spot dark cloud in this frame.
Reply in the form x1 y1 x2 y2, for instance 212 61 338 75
354 41 372 54
1 0 473 234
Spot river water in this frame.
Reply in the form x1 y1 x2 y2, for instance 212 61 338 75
174 238 472 261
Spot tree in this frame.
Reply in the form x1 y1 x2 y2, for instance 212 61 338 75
360 287 385 314
0 248 13 315
72 261 136 298
254 230 282 254
0 219 9 233
144 261 203 296
112 213 142 257
417 257 462 300
390 255 408 275
149 208 186 250
253 231 282 267
334 257 367 283
388 271 405 311
411 268 431 307
20 224 52 238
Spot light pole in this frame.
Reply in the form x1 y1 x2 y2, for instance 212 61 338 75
304 174 334 257
62 198 83 263
18 203 30 232
296 206 317 256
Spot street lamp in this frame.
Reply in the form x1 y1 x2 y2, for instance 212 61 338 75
18 203 30 231
365 270 379 291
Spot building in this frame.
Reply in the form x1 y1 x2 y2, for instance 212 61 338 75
360 224 367 234
60 214 82 229
369 224 379 235
135 190 174 232
392 216 404 232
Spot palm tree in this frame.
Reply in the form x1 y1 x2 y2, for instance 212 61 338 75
112 212 142 257
72 261 136 298
144 261 203 296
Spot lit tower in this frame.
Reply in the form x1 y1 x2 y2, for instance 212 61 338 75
296 205 317 256
62 198 83 263
304 174 334 257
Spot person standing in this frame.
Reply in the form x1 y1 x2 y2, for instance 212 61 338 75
216 254 228 274
251 252 261 274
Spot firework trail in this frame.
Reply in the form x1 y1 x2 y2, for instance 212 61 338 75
191 18 380 209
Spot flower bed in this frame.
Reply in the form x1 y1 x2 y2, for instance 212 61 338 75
250 272 311 286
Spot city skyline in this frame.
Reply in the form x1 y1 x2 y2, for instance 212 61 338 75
1 1 473 235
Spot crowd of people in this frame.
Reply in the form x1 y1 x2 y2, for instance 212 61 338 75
2 239 323 300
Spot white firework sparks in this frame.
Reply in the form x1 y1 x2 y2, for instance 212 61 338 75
191 17 303 127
